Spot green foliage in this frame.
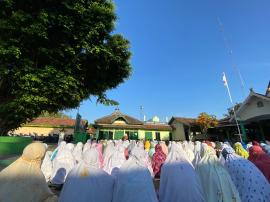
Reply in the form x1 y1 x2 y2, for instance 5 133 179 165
0 0 132 135
39 111 71 119
223 103 242 118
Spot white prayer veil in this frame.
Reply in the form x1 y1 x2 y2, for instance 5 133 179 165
73 142 83 164
41 151 53 182
51 144 76 184
196 145 241 202
112 147 158 202
159 141 205 202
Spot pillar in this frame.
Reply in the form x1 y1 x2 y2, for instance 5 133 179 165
225 129 230 142
238 121 247 143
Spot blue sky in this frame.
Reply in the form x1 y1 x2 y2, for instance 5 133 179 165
66 0 270 122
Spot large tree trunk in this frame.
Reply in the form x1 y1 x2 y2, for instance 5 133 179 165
0 123 11 136
0 117 21 136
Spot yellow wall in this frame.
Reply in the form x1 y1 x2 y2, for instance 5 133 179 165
12 126 74 136
160 131 170 140
138 130 146 139
112 120 127 125
138 130 170 140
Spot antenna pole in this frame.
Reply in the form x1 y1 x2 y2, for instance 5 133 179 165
217 17 246 99
140 106 144 121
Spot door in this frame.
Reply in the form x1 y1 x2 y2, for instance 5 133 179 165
155 132 160 141
145 131 153 140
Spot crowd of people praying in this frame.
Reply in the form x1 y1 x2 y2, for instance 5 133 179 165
0 139 270 202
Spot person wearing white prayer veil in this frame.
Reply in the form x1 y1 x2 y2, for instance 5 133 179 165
188 141 195 152
167 141 172 153
73 142 83 164
131 146 154 177
112 146 158 202
41 151 53 182
50 141 66 161
159 142 205 202
182 141 195 163
59 148 115 202
51 143 76 184
103 141 116 173
192 141 202 167
221 144 270 202
65 143 75 152
123 140 130 148
105 143 126 174
196 144 241 202
0 143 57 202
127 140 136 154
137 141 144 150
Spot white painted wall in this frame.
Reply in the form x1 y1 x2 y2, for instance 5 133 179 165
239 96 270 121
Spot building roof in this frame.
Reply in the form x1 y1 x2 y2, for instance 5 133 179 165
143 124 172 131
168 117 196 126
95 109 143 125
216 117 237 127
25 117 81 128
266 81 270 96
230 90 270 122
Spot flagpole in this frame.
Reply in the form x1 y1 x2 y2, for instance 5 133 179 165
223 72 243 142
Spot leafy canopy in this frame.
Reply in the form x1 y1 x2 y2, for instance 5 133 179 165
196 112 218 134
0 0 132 135
39 111 71 119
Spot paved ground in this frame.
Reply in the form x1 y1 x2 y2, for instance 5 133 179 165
0 155 19 171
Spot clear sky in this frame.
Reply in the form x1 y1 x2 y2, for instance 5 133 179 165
66 0 270 123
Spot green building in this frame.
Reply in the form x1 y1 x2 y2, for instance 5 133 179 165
93 109 172 140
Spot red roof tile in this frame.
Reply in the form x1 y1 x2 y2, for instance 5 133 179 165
26 117 78 127
169 117 196 126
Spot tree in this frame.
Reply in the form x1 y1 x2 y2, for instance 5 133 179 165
39 111 71 119
196 112 218 134
223 103 242 119
0 0 132 135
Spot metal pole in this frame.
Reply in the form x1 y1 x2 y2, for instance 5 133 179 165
231 106 243 142
218 17 246 99
223 72 243 142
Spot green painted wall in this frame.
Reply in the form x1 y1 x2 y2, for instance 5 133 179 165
98 128 171 140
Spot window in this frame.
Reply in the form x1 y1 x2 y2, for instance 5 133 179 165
169 132 172 141
126 131 138 140
103 131 109 139
257 101 264 108
99 131 113 140
98 131 104 140
109 131 113 139
114 130 124 140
